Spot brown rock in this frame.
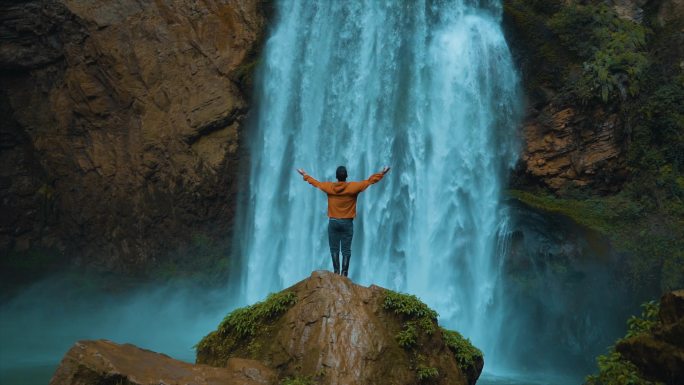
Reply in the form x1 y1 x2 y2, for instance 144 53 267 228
659 290 684 326
0 0 266 271
615 290 684 385
49 339 276 385
197 271 477 385
515 103 627 193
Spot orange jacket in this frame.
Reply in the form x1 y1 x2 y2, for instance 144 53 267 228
303 172 385 218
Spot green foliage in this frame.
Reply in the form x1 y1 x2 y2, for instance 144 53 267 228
416 364 439 381
383 290 439 350
218 291 298 339
625 301 659 338
586 351 661 385
383 291 439 320
441 327 483 372
586 301 663 385
397 323 418 348
549 3 649 102
510 189 684 291
195 291 297 361
280 376 316 385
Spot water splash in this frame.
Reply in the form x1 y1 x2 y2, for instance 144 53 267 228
237 0 521 371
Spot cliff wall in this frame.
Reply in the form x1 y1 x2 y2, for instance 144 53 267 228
0 0 266 275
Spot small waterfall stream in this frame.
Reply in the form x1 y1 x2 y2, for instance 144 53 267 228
237 0 521 372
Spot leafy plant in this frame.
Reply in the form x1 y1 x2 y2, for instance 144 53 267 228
549 3 650 102
625 301 659 338
441 327 483 371
416 364 439 381
383 291 439 320
196 291 297 364
383 290 439 349
585 300 663 385
397 323 418 348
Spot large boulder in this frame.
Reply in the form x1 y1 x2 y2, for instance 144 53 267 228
49 339 276 385
197 271 483 385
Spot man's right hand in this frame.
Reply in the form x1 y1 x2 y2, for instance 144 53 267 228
297 168 307 176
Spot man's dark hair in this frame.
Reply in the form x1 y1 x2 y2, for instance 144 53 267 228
336 166 347 182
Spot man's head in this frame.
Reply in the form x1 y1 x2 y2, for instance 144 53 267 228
336 166 347 182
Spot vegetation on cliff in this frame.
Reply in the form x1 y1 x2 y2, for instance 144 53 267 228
586 290 684 385
504 0 684 294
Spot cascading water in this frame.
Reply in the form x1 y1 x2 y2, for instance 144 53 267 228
237 0 521 373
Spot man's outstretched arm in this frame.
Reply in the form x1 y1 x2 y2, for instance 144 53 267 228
297 168 334 194
350 166 391 193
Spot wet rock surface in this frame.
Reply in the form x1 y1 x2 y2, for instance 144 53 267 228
49 339 276 385
198 271 479 385
0 0 265 272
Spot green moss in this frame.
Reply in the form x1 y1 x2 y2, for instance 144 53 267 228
441 328 483 373
195 291 297 363
383 290 439 349
509 189 684 292
416 364 439 381
383 290 439 320
586 301 663 385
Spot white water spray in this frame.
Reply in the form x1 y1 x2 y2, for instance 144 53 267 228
238 0 521 371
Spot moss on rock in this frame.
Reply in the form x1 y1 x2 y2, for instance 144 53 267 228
196 291 297 365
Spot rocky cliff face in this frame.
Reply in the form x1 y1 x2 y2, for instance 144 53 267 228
0 0 266 273
504 0 683 194
197 271 483 385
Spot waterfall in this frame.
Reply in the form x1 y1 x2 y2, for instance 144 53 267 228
237 0 521 372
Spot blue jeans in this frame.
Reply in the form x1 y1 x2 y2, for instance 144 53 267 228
328 218 353 276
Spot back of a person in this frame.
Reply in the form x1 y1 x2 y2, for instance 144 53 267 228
297 165 390 277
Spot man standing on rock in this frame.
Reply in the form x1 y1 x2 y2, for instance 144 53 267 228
296 166 390 277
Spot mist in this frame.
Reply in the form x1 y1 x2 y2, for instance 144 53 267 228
0 275 238 384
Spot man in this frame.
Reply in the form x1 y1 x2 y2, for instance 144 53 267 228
297 166 390 277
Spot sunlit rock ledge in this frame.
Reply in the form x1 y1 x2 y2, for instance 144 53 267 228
50 271 483 385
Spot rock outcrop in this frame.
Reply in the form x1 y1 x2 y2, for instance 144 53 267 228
197 271 483 385
515 103 626 192
49 339 276 385
615 290 684 385
0 0 266 272
49 273 482 385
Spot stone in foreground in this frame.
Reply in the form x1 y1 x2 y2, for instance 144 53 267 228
197 270 482 385
616 290 684 385
49 339 275 385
